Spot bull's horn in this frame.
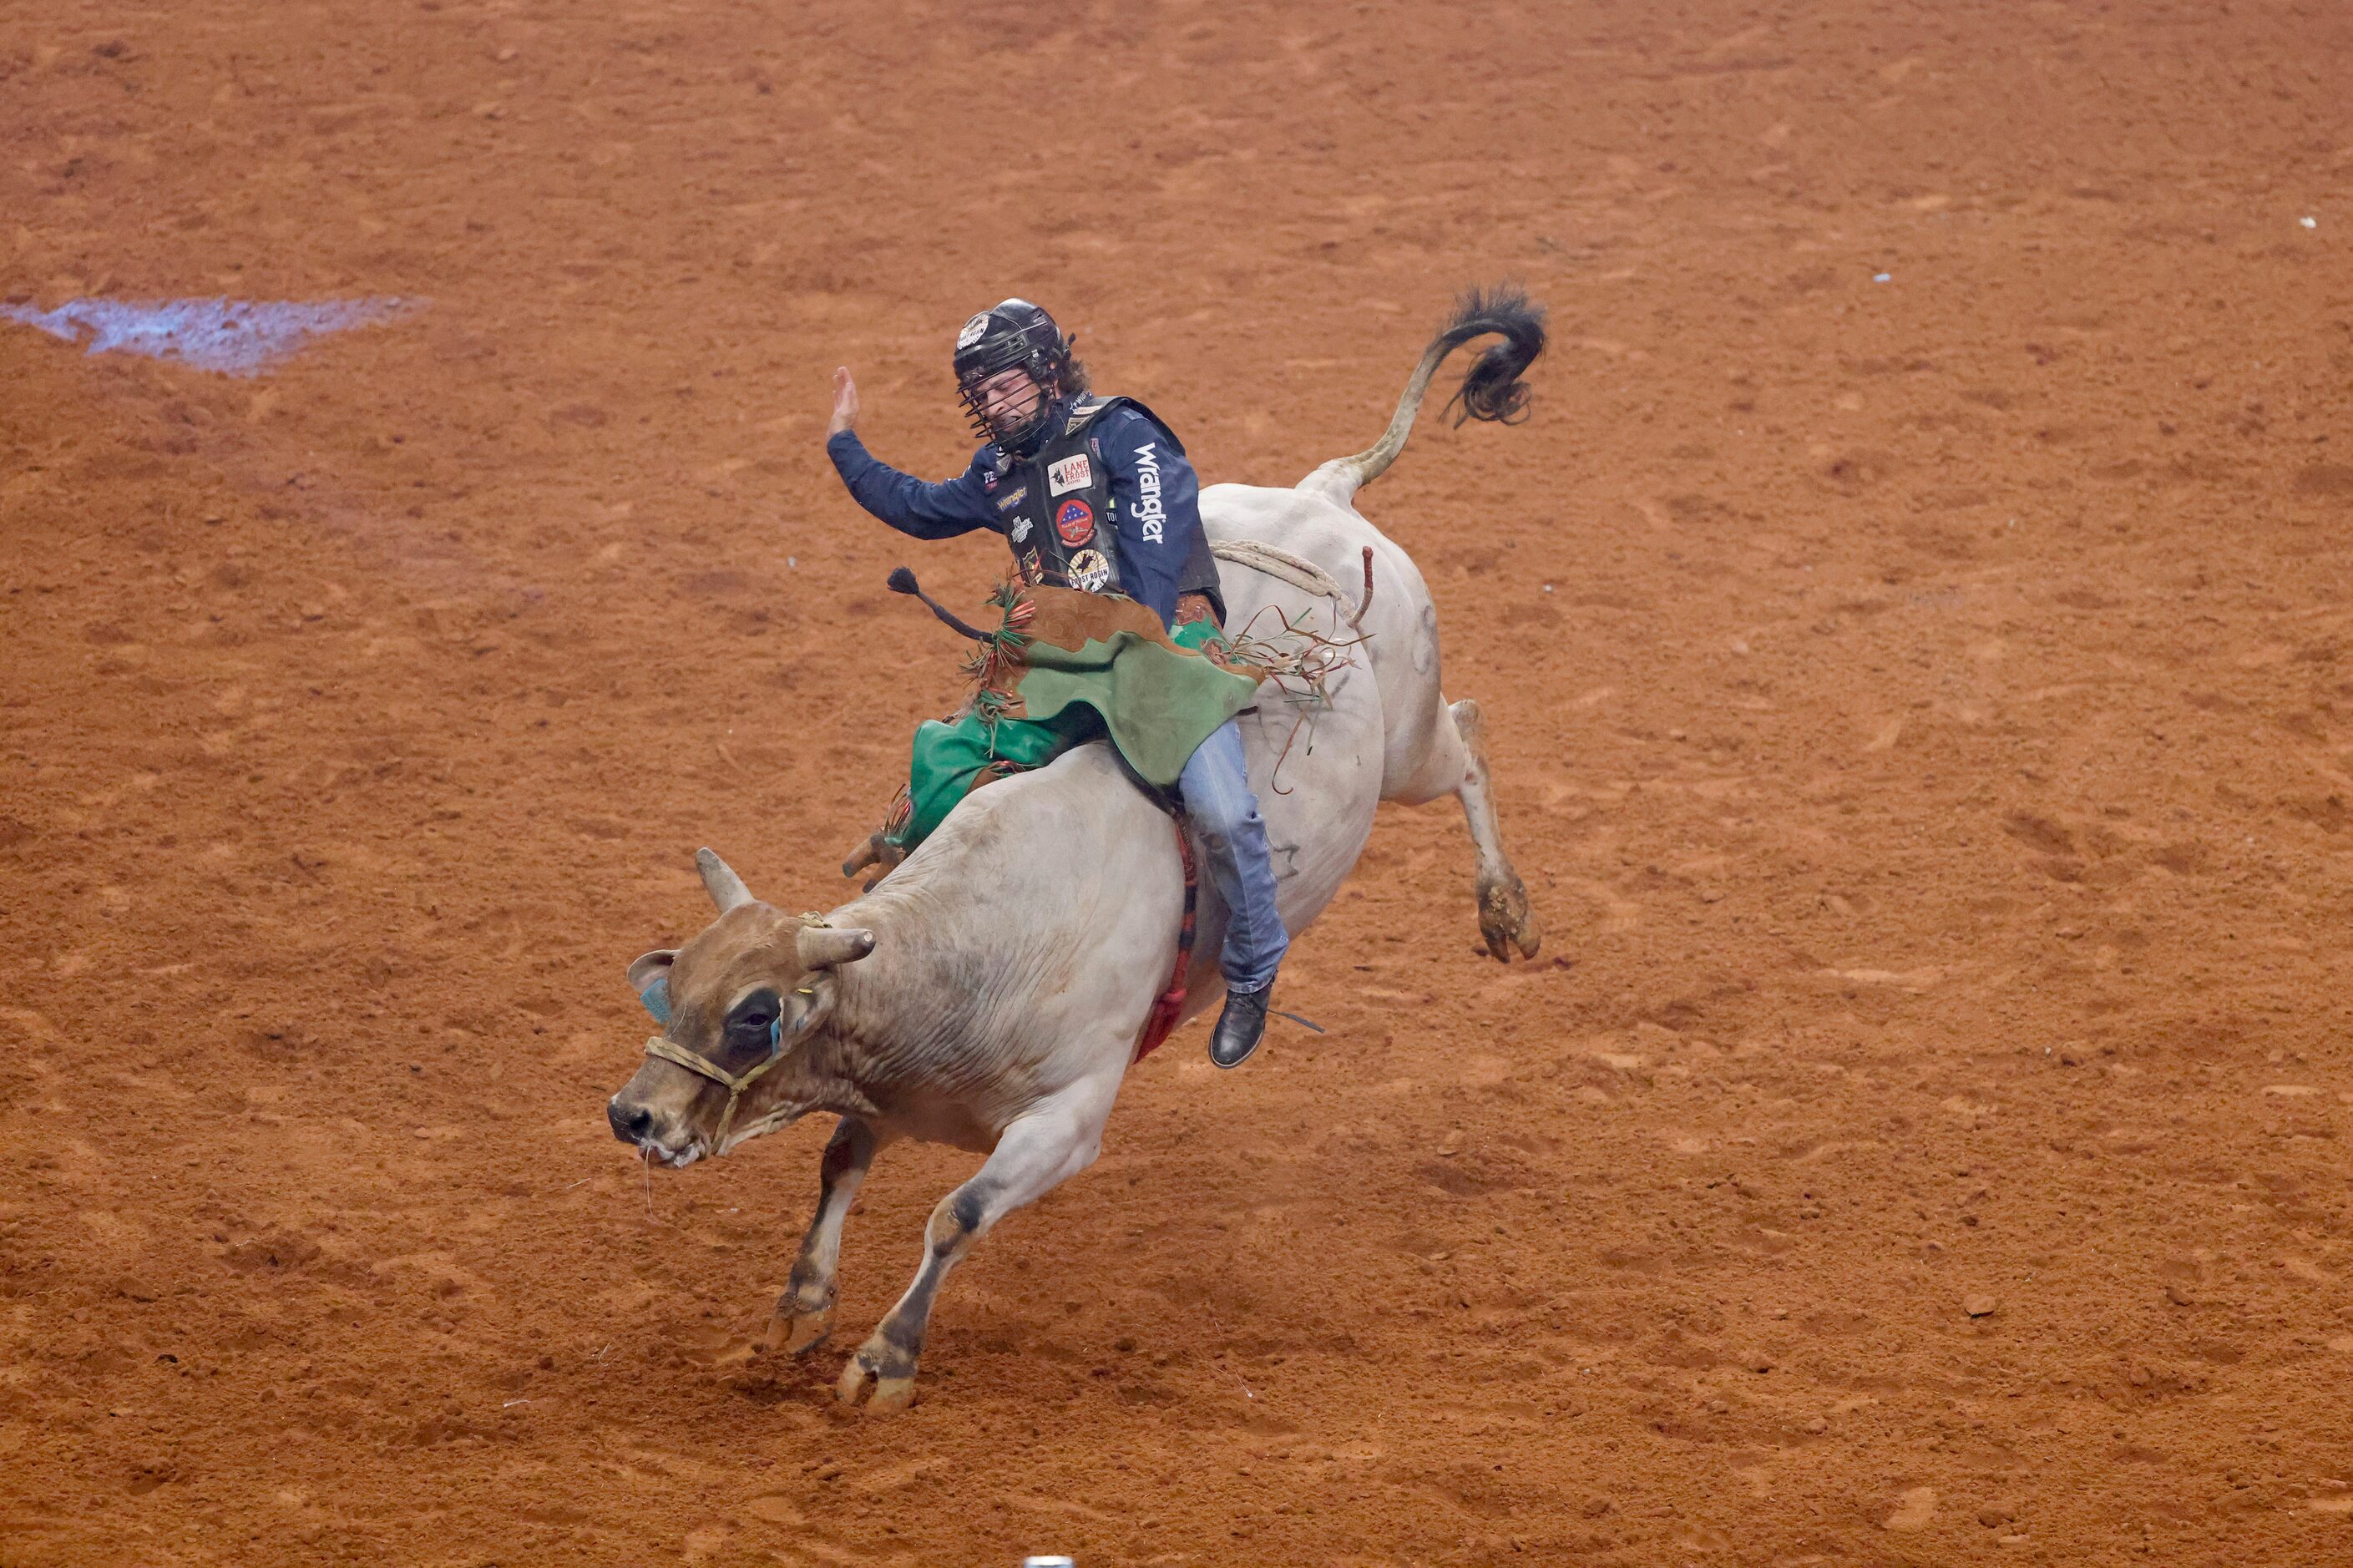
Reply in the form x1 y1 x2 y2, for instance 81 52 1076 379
696 847 755 913
798 925 876 970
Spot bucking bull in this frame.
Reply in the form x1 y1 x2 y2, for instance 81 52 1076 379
607 289 1548 1410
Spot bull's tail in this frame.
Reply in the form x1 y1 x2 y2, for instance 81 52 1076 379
1298 283 1546 505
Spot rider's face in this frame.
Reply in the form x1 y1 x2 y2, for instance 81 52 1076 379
970 367 1045 440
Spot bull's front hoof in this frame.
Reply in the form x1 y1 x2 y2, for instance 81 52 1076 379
834 1338 918 1414
762 1300 834 1357
1479 873 1542 962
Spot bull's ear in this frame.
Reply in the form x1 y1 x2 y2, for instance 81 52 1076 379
782 980 835 1039
797 925 876 971
628 949 677 1024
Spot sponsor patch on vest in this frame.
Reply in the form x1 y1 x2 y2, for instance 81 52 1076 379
1054 498 1096 546
1066 548 1112 592
1133 441 1166 544
1010 515 1032 544
1020 548 1042 584
994 483 1028 513
1048 453 1092 496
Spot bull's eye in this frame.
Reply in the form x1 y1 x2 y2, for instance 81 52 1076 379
726 990 783 1054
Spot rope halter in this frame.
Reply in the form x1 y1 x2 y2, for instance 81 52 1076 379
635 913 830 1151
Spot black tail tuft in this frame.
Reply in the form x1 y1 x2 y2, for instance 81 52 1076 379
1440 282 1547 428
884 565 990 642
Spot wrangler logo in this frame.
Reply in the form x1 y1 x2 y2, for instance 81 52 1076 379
1133 442 1165 544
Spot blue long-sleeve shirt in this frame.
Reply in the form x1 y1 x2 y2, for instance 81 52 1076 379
826 402 1203 629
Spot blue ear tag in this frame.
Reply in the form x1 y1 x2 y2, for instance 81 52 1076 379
767 1014 782 1056
638 974 671 1026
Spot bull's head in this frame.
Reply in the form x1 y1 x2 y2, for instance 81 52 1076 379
605 847 874 1166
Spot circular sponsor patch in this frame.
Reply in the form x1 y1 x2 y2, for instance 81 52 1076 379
1054 498 1095 546
1066 548 1111 592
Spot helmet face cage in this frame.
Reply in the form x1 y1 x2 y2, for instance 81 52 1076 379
954 301 1068 449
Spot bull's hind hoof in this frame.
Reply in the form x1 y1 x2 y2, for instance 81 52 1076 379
1478 873 1541 962
834 1339 918 1414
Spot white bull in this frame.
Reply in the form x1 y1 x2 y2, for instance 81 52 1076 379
606 288 1548 1411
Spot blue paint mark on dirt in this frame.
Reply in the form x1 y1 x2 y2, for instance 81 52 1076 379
0 296 420 377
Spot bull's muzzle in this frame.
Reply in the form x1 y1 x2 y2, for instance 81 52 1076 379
606 1090 703 1166
607 1095 655 1145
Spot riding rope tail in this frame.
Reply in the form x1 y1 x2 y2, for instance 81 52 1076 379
885 566 992 641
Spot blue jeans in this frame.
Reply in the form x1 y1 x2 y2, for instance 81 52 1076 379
1177 719 1288 992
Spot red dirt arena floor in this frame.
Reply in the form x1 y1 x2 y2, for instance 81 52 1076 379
3 2 2350 1564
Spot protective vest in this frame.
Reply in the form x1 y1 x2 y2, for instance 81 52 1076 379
988 397 1225 622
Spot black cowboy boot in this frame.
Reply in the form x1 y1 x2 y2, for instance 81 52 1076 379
1208 982 1273 1069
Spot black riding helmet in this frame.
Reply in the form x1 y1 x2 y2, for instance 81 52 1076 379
953 298 1072 453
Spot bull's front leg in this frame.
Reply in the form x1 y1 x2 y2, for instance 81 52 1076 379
836 1080 1115 1414
762 1116 886 1357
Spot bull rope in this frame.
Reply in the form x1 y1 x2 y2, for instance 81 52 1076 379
1132 812 1198 1063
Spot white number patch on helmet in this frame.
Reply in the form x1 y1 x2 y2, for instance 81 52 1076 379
956 312 991 349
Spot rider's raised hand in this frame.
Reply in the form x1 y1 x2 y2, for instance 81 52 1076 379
828 367 860 437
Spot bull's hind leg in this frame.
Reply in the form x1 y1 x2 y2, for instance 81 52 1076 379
1412 697 1541 961
762 1117 887 1357
1450 699 1541 959
836 1077 1116 1414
